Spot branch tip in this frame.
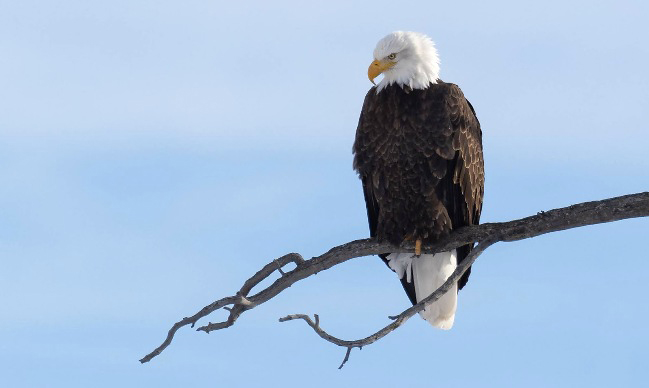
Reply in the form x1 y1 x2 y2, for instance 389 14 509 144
339 347 353 369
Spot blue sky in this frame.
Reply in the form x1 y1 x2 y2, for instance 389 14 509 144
1 0 648 386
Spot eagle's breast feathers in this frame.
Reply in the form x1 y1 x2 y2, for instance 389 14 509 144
353 81 484 246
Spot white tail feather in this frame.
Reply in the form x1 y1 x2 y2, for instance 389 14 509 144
387 250 458 329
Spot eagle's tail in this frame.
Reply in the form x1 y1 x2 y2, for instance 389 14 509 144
386 250 458 329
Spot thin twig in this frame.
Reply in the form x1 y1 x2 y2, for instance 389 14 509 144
339 347 353 369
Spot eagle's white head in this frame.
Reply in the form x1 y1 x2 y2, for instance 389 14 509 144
369 31 440 92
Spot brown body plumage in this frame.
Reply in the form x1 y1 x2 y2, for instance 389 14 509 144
353 80 484 304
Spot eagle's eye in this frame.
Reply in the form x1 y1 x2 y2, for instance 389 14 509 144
387 53 396 60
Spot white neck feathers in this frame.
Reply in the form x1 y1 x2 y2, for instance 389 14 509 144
373 31 440 92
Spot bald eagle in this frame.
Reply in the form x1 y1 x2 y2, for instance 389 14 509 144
353 31 484 329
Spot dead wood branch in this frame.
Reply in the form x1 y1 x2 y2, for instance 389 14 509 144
140 192 649 365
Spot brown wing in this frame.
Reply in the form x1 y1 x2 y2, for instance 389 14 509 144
437 84 484 289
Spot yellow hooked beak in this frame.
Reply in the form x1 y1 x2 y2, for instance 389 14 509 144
368 59 396 85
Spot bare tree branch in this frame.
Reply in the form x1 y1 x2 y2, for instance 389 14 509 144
279 238 496 368
140 192 649 364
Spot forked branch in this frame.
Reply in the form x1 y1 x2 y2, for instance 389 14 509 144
140 192 649 365
279 238 496 368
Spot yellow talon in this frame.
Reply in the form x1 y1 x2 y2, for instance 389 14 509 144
415 239 422 256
